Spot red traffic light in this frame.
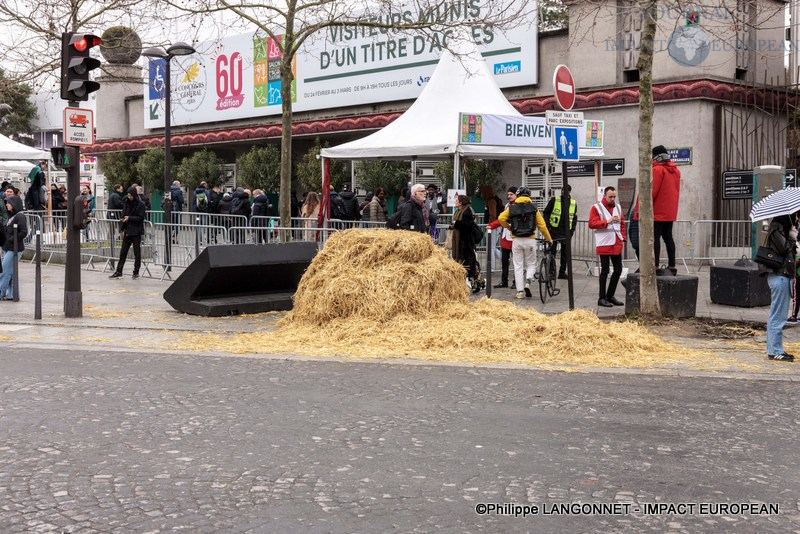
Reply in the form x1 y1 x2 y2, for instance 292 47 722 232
60 32 103 102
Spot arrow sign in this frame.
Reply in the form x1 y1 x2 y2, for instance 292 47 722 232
149 102 160 121
565 159 626 177
553 64 575 111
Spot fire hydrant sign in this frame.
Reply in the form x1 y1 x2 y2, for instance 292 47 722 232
63 107 94 146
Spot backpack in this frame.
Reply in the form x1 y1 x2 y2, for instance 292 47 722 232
509 203 537 237
196 191 208 211
386 203 405 229
331 195 347 220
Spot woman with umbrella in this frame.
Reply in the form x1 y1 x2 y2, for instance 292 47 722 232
758 212 798 362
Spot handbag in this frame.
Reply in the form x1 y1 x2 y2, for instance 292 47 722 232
753 230 783 270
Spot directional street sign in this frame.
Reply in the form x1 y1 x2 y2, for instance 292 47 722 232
553 127 579 162
546 110 584 127
553 64 575 111
722 169 797 199
565 159 625 177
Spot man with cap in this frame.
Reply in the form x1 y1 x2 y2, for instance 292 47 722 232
650 144 681 274
486 186 518 288
497 187 552 299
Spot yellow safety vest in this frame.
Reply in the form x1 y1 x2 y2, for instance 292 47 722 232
549 197 577 229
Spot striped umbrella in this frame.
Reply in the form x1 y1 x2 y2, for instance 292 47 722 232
749 187 800 221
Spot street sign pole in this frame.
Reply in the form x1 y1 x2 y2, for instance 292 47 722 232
64 136 82 318
561 163 574 310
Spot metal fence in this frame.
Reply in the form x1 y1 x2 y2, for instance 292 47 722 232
22 212 761 278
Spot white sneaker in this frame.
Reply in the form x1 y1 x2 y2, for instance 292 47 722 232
515 291 525 299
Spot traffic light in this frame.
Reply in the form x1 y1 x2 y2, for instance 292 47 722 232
60 32 102 101
51 146 78 169
73 194 92 230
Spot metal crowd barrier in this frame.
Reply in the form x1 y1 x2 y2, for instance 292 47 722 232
21 211 760 277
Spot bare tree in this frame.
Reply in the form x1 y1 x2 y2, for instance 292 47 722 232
160 0 535 230
569 0 785 317
0 0 167 92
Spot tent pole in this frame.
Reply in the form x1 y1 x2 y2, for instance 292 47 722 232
453 153 460 191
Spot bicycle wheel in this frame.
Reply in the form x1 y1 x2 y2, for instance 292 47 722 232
538 257 549 304
547 253 558 296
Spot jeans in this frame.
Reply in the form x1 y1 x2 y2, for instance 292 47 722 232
512 238 537 291
767 274 793 355
653 221 676 267
499 247 511 284
599 254 623 299
0 250 23 299
116 234 142 275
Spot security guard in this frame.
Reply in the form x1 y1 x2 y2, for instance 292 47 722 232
543 184 578 279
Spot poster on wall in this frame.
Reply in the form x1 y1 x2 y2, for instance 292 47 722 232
144 0 537 129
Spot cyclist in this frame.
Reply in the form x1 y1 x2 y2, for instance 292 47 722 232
497 187 552 299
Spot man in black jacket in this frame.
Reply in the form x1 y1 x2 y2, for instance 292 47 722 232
399 184 428 233
107 184 124 220
339 183 361 221
109 187 146 280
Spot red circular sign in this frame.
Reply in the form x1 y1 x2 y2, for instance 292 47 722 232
553 64 575 111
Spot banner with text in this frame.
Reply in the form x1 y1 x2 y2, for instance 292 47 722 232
459 113 604 151
144 0 537 130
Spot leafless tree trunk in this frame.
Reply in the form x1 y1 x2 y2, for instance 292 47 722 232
637 1 660 316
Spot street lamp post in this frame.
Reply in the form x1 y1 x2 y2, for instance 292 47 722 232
142 42 195 271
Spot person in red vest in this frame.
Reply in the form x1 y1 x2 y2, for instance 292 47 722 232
589 186 626 307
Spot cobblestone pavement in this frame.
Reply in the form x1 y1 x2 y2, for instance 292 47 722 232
1 348 799 533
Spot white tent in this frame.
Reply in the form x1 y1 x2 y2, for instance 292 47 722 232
320 35 602 161
0 133 49 160
0 160 38 173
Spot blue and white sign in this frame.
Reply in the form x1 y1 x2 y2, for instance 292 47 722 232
553 127 579 161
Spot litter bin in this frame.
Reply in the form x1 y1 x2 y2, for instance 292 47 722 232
709 256 770 307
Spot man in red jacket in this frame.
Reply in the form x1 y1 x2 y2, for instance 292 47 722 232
589 186 626 307
651 145 681 273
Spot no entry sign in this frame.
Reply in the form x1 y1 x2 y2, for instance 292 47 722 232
553 64 575 111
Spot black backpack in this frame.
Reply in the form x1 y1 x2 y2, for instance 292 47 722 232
331 195 347 220
509 203 537 237
386 202 406 229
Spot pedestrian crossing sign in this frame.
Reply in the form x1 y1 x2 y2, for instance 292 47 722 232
553 127 579 162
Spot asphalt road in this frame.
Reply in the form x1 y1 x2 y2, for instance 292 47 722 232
1 349 798 533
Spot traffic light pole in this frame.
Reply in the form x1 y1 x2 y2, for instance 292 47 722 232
64 113 82 317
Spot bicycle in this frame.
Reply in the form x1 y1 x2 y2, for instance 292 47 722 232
535 238 563 303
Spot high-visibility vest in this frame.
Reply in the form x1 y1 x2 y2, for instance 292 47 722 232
549 197 577 229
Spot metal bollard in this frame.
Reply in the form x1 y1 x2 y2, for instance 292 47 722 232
195 216 201 258
35 231 41 319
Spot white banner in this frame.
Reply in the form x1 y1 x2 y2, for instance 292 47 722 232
144 0 537 129
459 113 604 150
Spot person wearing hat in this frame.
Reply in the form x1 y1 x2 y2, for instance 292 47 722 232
109 187 146 279
634 145 682 273
651 145 681 274
497 187 552 299
486 186 518 288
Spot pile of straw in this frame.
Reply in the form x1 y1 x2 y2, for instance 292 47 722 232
287 229 469 325
175 229 715 370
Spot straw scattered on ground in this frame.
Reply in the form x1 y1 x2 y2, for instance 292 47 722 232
167 229 725 370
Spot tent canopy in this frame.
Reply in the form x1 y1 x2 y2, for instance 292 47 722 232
321 35 602 161
0 134 49 160
0 160 38 173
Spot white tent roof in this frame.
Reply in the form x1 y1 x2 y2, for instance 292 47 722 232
0 134 49 160
0 160 38 173
321 36 557 160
